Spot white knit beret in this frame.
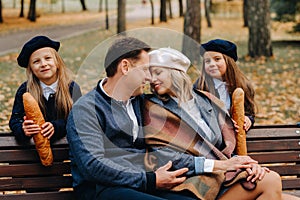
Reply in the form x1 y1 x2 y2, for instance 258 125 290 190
149 47 191 73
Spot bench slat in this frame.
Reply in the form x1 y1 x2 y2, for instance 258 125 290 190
0 176 73 191
0 134 68 149
282 178 300 190
247 127 300 139
0 148 69 162
248 151 300 163
0 191 74 200
266 165 300 176
247 139 300 152
0 162 71 177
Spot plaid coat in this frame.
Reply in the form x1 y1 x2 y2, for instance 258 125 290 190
143 89 238 200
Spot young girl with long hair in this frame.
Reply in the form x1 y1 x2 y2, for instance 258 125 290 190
9 35 81 142
195 39 255 131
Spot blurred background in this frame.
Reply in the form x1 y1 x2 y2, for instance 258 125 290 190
0 0 299 131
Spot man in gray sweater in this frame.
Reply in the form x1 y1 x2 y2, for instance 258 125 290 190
66 36 196 200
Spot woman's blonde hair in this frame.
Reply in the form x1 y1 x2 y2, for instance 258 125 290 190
26 48 73 119
196 54 256 116
152 68 193 105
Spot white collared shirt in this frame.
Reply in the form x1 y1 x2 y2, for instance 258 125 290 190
100 78 139 142
177 97 214 142
213 78 231 111
40 80 58 100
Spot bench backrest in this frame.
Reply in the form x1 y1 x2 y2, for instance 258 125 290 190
247 125 300 193
0 133 73 200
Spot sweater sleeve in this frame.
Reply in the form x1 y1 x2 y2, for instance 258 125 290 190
150 147 198 176
9 83 31 143
50 118 67 142
66 97 151 191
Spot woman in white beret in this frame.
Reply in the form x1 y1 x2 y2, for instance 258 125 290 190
143 47 295 200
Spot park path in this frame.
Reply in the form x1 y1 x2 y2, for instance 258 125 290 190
0 3 157 56
0 20 103 56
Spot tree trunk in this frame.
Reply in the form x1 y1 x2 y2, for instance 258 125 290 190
99 0 103 12
27 0 36 22
178 0 183 17
243 0 248 27
61 0 65 13
167 0 173 19
182 0 201 64
105 0 109 29
80 0 87 11
0 0 3 23
150 0 154 24
247 0 272 58
160 0 167 22
20 0 24 17
117 0 126 34
204 0 212 27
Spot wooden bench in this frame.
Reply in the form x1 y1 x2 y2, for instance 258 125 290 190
0 133 74 200
0 124 299 199
247 124 300 197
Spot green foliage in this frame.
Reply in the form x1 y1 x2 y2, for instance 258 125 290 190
271 0 299 22
51 0 58 4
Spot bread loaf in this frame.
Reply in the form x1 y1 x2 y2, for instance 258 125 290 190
23 92 53 166
231 88 247 155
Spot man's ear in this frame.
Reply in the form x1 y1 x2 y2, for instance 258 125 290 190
120 59 130 75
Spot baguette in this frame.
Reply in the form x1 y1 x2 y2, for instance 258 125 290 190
23 92 53 166
231 88 247 155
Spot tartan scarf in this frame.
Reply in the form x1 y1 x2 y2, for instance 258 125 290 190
143 93 253 200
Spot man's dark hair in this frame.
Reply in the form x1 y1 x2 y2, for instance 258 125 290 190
104 37 151 77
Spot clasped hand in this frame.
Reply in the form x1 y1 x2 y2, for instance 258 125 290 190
216 156 270 183
22 116 54 139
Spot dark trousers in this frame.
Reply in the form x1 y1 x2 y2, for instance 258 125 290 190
97 186 197 200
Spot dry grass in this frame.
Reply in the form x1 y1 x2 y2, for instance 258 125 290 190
0 8 106 35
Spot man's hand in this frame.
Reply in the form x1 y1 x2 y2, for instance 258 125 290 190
155 161 188 190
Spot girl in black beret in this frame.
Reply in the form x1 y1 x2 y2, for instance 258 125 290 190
9 35 82 143
195 39 256 132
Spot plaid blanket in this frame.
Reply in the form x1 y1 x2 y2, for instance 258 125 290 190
143 97 253 200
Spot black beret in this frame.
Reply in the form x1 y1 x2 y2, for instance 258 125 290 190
200 39 238 61
17 36 60 68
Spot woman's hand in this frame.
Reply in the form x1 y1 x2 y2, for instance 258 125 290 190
215 156 270 183
41 122 54 139
22 116 40 137
214 156 258 171
244 116 252 131
246 163 270 182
